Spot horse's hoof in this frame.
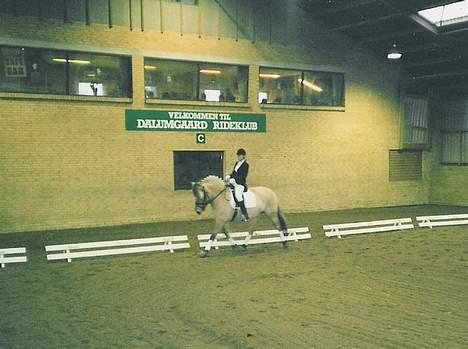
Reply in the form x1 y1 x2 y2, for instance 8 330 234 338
282 241 288 249
200 250 209 258
242 244 248 249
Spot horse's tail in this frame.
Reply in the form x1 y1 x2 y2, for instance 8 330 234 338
277 207 288 236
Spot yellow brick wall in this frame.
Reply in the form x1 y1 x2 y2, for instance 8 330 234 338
0 15 432 233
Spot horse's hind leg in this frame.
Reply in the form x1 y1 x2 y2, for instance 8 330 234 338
266 212 288 247
223 226 237 249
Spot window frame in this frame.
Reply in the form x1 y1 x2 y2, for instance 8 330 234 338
144 57 249 104
440 95 468 166
440 130 468 166
258 66 345 108
173 150 225 191
0 45 133 99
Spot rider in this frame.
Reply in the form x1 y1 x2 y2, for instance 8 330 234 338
226 148 250 221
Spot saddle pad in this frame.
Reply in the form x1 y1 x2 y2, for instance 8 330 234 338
229 191 257 209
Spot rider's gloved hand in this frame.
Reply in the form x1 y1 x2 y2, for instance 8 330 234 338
229 178 236 185
224 175 231 181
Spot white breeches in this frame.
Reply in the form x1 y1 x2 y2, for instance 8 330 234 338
234 184 245 202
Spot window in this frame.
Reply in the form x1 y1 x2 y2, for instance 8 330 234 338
66 52 132 97
402 95 429 147
0 46 67 94
440 96 468 165
0 46 132 98
199 63 248 103
418 1 468 27
173 151 224 190
259 67 344 107
144 58 248 103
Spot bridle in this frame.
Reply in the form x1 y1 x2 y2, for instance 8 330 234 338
194 183 228 210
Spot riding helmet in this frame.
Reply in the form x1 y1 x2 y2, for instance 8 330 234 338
236 148 246 156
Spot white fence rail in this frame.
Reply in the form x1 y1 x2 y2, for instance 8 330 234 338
417 214 468 228
198 227 311 249
324 218 414 238
45 235 190 263
0 247 27 268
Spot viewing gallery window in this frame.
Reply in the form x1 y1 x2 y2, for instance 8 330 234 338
440 97 468 166
259 67 344 107
0 46 132 98
173 151 224 190
144 58 248 103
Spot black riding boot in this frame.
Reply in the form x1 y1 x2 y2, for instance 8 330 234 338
238 201 249 221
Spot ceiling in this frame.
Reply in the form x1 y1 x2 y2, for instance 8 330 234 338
300 0 468 90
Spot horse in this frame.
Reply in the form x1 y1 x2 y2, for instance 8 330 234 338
191 175 288 257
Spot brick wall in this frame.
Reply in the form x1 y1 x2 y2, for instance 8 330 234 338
0 13 432 233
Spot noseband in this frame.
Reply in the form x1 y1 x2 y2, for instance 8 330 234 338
194 184 227 209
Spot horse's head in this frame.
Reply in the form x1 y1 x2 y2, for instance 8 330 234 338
191 181 207 214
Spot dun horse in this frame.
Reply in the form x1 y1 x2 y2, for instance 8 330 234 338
191 176 288 257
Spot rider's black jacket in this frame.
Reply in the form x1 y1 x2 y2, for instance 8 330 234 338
230 161 249 191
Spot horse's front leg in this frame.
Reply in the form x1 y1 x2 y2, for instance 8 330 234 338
201 220 224 257
243 217 257 247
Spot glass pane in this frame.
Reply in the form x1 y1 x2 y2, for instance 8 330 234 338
174 151 223 190
441 133 461 164
463 132 468 164
199 64 248 103
68 52 131 97
259 68 302 105
404 96 429 145
144 59 198 100
0 46 67 94
303 71 344 107
442 98 465 130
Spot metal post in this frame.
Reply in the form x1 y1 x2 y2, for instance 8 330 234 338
159 0 164 33
129 0 133 30
108 0 112 28
85 0 90 25
63 0 68 23
140 0 144 31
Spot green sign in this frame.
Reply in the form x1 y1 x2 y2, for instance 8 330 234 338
125 110 266 133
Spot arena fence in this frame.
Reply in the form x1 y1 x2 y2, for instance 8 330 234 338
324 218 414 238
417 214 468 228
0 247 28 268
45 235 190 263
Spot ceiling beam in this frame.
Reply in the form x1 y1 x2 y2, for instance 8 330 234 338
358 28 425 44
328 13 402 32
401 42 442 53
408 14 439 35
307 0 378 16
443 27 468 36
405 56 464 68
407 70 468 81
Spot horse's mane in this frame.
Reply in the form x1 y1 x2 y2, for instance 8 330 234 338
200 175 225 192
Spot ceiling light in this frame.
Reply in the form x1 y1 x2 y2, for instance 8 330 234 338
387 43 402 60
52 58 91 64
200 69 221 75
259 73 281 79
298 78 323 92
